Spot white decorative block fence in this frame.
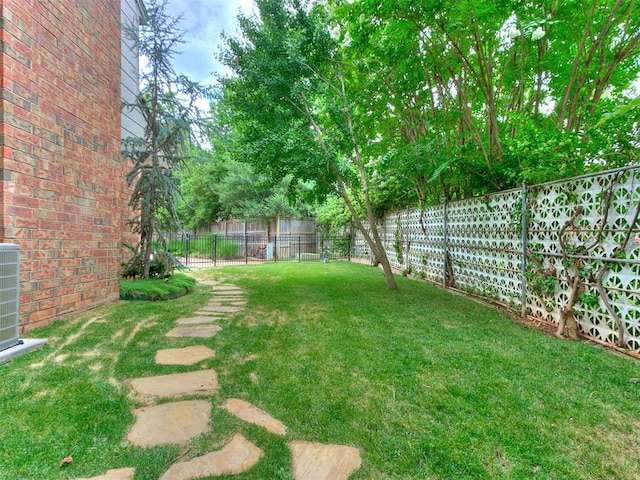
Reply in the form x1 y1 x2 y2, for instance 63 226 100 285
353 165 640 353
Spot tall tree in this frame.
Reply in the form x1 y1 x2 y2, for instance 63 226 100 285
122 0 210 277
220 0 399 288
175 148 226 232
331 0 640 205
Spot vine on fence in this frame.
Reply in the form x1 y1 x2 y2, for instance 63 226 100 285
553 171 639 345
593 195 640 347
355 166 640 353
525 244 557 311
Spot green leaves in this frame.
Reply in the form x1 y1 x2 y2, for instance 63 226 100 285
598 95 640 126
323 0 640 209
122 0 210 278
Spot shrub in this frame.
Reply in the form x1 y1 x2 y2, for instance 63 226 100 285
121 242 183 278
215 238 240 260
119 273 196 300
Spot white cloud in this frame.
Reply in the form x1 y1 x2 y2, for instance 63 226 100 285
164 0 255 85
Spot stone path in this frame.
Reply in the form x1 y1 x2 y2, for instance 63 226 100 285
165 324 223 338
289 441 362 480
158 434 263 480
127 400 212 448
155 346 215 366
176 316 222 325
128 369 219 398
72 281 361 480
75 468 135 480
220 398 287 436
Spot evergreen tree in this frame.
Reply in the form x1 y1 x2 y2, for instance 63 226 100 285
122 0 210 278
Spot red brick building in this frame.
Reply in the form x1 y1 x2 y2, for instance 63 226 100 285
0 0 145 332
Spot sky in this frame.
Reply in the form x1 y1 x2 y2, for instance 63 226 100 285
163 0 256 86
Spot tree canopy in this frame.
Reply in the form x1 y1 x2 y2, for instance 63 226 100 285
330 0 640 205
215 0 639 287
219 0 404 288
219 0 639 203
122 0 210 277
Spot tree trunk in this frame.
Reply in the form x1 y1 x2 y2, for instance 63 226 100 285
333 168 398 290
143 224 154 278
378 254 397 290
556 271 582 340
297 91 398 290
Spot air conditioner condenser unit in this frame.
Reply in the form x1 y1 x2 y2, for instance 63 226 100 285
0 244 20 352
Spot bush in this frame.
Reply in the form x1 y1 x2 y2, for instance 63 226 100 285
121 242 183 278
216 238 240 260
165 235 241 260
119 273 196 301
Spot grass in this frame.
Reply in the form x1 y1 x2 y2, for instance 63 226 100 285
119 273 196 300
1 262 639 479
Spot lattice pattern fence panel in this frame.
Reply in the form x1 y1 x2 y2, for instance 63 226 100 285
527 168 640 351
404 206 446 281
446 189 523 308
352 165 640 354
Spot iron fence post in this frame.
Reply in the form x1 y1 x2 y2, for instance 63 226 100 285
185 233 190 266
298 236 301 262
213 234 217 267
245 234 248 265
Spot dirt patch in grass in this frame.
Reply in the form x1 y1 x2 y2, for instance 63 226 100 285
235 304 328 328
229 352 258 366
235 308 289 328
588 410 640 474
123 317 157 347
112 328 125 340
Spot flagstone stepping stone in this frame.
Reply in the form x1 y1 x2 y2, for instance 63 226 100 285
193 312 228 318
128 370 219 397
220 398 287 436
158 433 263 480
213 285 244 291
127 400 211 447
166 325 223 338
208 298 247 304
288 441 361 480
199 306 242 313
176 316 223 325
205 304 244 310
74 468 136 480
210 296 245 302
199 280 219 286
155 346 215 366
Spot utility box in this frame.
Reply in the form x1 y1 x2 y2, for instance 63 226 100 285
0 244 20 352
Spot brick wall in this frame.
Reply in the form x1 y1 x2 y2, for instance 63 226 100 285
0 0 131 332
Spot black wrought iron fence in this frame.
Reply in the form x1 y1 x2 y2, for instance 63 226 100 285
157 233 352 266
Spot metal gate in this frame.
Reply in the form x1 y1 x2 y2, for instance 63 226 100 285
159 234 352 267
0 244 20 351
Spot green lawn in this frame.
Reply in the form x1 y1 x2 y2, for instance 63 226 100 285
1 262 639 479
